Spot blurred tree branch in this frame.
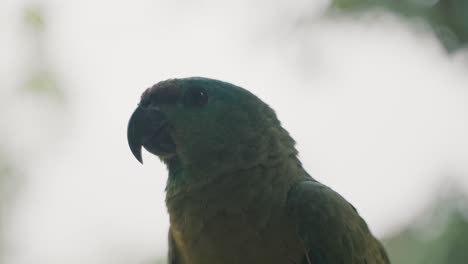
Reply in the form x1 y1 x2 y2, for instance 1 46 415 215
329 0 468 52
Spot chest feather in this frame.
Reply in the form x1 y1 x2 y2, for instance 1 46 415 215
166 165 304 264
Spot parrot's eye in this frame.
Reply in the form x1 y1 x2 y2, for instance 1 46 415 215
184 86 209 107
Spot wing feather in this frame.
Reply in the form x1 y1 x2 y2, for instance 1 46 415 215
287 180 390 264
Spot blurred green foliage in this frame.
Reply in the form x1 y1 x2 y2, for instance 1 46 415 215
23 69 63 99
24 5 46 33
0 155 16 210
22 4 64 100
0 147 16 260
0 3 65 259
329 0 468 51
384 185 468 264
0 154 19 260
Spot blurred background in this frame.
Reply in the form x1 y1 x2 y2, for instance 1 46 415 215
1 0 468 263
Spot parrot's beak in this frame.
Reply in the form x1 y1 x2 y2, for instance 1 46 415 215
127 106 147 163
127 106 176 164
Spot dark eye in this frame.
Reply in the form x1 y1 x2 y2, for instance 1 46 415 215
184 86 209 107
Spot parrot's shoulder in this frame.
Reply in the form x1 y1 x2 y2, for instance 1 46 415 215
286 180 390 264
287 180 358 218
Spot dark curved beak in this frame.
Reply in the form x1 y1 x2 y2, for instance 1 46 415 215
127 106 175 164
127 106 147 163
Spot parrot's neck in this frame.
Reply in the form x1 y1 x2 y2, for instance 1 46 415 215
164 124 308 197
164 150 307 198
165 156 186 193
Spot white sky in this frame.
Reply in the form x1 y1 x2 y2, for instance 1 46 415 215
2 0 468 263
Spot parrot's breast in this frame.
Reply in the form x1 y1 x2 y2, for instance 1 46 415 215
166 160 306 264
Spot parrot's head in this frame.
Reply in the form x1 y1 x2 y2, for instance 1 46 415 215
127 77 297 185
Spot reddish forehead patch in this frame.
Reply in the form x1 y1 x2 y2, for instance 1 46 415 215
139 80 182 106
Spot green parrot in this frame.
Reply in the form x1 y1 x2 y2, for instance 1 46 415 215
127 77 390 264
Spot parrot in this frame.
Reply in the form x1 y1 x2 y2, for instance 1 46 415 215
127 77 390 264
